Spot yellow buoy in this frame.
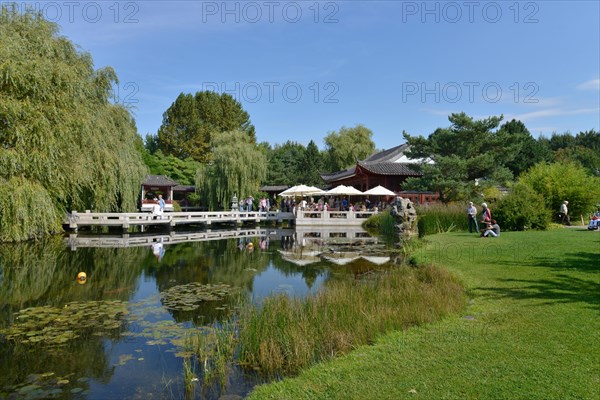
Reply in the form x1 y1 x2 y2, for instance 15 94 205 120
77 272 87 284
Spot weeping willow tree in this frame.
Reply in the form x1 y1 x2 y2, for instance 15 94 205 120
0 7 147 241
196 130 266 210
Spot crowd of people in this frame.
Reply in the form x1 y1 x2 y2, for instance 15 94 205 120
466 201 500 238
237 195 399 214
467 199 600 235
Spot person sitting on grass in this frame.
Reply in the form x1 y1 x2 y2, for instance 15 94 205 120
482 219 500 237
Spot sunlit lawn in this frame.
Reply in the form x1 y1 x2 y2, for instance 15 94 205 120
248 229 600 399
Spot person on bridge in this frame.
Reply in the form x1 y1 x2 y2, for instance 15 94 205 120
158 194 165 212
152 198 163 219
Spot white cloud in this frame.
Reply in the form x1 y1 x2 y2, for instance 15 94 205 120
506 107 599 122
577 79 600 90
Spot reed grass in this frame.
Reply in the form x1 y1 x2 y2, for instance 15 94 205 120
182 355 197 399
237 265 465 375
191 322 237 388
416 203 469 237
362 210 397 245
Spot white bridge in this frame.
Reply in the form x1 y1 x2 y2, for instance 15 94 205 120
64 209 378 230
65 210 293 230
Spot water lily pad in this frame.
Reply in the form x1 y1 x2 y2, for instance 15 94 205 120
159 282 238 312
3 300 128 348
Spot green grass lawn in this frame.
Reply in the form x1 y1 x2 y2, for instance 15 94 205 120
248 229 600 400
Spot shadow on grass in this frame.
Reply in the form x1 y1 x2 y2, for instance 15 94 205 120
480 274 599 310
481 247 599 275
529 250 600 274
479 250 600 309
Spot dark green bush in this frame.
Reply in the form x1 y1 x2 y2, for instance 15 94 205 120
494 183 550 230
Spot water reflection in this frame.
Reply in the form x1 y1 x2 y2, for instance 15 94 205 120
0 227 392 399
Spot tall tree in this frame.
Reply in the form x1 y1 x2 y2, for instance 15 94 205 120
323 124 376 172
551 130 600 176
142 150 201 186
264 141 307 186
498 119 553 176
403 113 516 202
157 91 255 162
0 7 147 241
300 140 324 186
196 130 266 210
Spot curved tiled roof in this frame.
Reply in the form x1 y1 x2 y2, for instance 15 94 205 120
357 162 422 176
260 185 290 192
320 166 356 182
142 175 179 187
363 143 409 163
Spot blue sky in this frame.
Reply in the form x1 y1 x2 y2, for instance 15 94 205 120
12 0 599 150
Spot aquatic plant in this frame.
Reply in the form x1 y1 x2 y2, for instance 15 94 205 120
236 264 465 375
0 300 128 348
160 282 239 312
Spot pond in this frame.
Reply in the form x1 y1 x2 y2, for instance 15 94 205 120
0 226 395 399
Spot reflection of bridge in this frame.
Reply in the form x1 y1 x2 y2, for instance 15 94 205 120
64 209 379 231
65 225 378 250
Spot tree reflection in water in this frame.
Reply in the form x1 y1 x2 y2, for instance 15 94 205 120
0 228 389 399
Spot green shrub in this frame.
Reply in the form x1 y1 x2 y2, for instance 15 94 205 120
494 183 550 230
519 161 600 218
187 193 201 206
172 201 182 212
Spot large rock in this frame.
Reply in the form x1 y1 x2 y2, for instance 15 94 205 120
390 196 418 241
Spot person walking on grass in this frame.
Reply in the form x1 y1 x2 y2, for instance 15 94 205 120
467 201 479 233
559 200 570 225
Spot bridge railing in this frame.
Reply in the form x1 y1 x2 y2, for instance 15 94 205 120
65 210 295 229
295 210 377 225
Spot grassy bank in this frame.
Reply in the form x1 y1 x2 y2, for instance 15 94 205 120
237 265 464 376
248 229 600 399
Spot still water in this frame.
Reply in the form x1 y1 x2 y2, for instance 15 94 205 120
0 227 393 399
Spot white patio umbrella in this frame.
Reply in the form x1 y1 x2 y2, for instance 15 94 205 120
325 185 364 195
279 185 325 197
278 185 299 197
362 185 396 196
